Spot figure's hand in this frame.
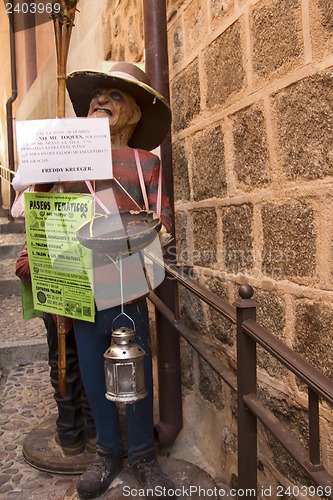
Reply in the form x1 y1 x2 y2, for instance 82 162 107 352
50 182 70 193
50 181 85 193
159 224 173 247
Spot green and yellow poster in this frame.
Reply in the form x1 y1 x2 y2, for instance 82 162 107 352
25 191 95 322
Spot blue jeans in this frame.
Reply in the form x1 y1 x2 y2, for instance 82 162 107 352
73 300 155 464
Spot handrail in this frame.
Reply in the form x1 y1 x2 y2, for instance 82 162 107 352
243 319 333 406
147 252 236 323
0 165 15 183
149 290 237 391
149 257 333 498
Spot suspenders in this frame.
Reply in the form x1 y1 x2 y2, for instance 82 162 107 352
85 149 162 217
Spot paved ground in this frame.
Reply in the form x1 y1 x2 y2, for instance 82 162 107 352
0 220 226 499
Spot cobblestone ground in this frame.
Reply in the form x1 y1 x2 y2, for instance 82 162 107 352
0 361 77 499
0 295 46 343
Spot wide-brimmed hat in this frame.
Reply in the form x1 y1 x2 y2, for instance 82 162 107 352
66 62 171 151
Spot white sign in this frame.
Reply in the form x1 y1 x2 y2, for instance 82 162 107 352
15 118 113 187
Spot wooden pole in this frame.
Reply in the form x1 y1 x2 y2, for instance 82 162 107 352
52 0 79 396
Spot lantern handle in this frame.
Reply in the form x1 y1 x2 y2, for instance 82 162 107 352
113 254 136 330
112 312 135 332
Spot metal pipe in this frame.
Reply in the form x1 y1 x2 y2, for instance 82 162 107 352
6 10 18 219
143 0 183 447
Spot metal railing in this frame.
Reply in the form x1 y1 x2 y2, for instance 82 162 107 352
0 165 15 219
0 165 15 183
150 259 333 499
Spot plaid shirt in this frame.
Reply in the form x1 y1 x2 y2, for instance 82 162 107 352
91 148 173 309
93 148 172 232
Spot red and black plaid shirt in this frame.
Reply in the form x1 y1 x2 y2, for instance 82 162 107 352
91 148 173 309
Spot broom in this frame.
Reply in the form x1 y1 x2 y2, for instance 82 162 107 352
52 0 79 396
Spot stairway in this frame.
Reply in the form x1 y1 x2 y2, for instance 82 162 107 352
0 217 48 368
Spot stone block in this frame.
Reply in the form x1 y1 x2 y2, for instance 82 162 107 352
314 0 333 31
316 0 333 31
180 337 195 394
192 209 218 267
221 204 254 274
191 125 227 201
173 141 190 202
204 276 234 345
169 16 183 65
231 104 271 189
261 201 316 279
260 391 311 485
273 72 333 180
255 289 288 379
184 0 208 53
251 0 303 80
104 0 143 62
293 300 333 379
256 289 286 337
204 21 246 108
102 13 112 60
175 211 189 264
210 0 235 26
171 60 201 132
128 14 144 58
167 0 187 12
179 284 206 333
310 0 333 58
198 357 224 410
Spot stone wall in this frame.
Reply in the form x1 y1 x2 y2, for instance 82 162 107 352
167 0 333 491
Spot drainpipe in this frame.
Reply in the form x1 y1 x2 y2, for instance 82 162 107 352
143 0 183 447
6 9 18 219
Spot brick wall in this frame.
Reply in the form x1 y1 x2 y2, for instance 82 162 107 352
167 0 333 489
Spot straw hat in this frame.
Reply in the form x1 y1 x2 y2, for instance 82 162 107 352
66 62 171 151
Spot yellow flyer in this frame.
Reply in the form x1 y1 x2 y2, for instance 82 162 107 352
25 191 95 322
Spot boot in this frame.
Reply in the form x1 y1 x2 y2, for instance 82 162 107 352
132 453 177 499
55 431 85 456
77 449 123 499
44 314 96 455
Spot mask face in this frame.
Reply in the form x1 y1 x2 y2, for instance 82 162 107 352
87 88 142 136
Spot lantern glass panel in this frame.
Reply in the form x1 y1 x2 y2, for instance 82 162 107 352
116 363 135 394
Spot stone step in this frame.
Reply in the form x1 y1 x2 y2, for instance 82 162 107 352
0 293 47 367
0 231 26 245
0 256 22 295
0 225 48 367
0 277 21 295
0 233 26 296
0 243 25 259
0 217 25 234
0 231 26 261
0 338 48 367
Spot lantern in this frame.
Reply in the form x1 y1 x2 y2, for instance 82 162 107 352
104 325 147 403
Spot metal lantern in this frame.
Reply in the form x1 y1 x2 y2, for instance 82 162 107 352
104 325 147 403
